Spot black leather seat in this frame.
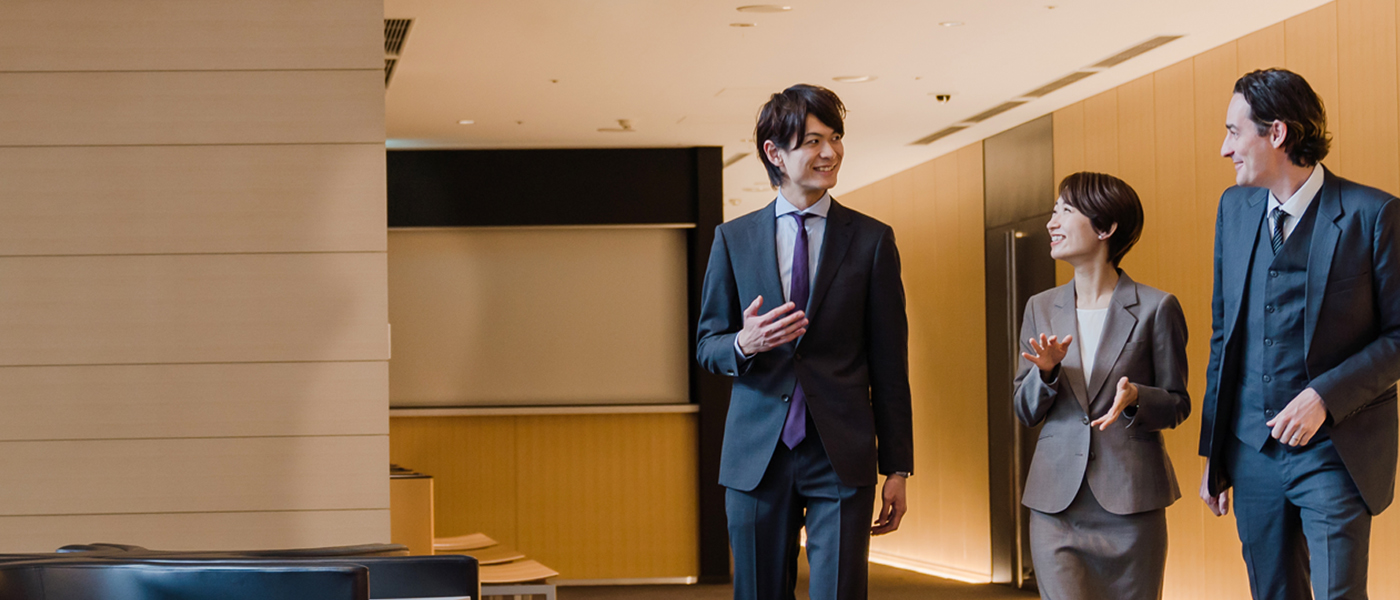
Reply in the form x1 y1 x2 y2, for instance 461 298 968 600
123 555 480 600
0 558 368 600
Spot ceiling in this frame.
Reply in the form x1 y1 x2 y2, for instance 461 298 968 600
384 0 1329 220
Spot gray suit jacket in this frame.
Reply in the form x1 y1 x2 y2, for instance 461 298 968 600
695 199 913 491
1200 169 1400 514
1015 273 1191 515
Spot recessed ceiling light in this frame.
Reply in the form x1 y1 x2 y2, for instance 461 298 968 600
457 120 475 125
940 21 964 27
730 22 758 27
832 75 876 83
736 5 792 12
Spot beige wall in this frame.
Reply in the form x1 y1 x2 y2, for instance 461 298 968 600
1053 1 1400 597
839 143 993 580
0 1 390 550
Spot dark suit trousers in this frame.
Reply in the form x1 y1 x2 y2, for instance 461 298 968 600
726 423 875 600
1227 435 1371 600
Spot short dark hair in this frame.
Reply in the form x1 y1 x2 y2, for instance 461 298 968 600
1233 69 1331 167
1057 172 1143 267
755 84 846 187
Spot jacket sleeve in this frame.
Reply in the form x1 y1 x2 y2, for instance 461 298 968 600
695 226 746 378
1013 299 1061 427
1201 196 1228 457
1126 293 1192 432
867 226 914 475
1311 197 1400 423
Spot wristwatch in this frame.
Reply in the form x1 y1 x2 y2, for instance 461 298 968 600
892 471 911 478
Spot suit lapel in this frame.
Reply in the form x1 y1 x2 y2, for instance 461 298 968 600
803 199 854 320
1050 283 1091 414
747 201 786 310
1305 168 1343 357
1086 273 1140 404
1223 188 1268 340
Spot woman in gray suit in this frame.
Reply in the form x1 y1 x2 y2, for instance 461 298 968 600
1014 172 1190 600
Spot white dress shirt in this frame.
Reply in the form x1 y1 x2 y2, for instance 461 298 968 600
1268 164 1325 241
735 192 831 359
1077 308 1109 385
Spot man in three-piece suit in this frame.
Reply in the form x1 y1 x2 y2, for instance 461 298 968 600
695 84 913 600
1199 68 1400 600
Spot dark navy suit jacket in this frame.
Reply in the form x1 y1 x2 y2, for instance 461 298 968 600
1200 168 1400 514
695 199 913 491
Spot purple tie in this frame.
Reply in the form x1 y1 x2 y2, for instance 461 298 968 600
781 212 812 449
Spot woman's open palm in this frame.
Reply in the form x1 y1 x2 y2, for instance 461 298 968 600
1023 333 1073 373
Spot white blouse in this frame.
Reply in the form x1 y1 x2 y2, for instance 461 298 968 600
1077 308 1109 385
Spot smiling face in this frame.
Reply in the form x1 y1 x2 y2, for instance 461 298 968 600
1047 196 1111 267
764 113 843 196
1222 92 1284 188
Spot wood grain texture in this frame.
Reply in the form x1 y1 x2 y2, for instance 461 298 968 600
1237 22 1287 74
0 509 390 553
0 71 383 146
0 145 386 255
0 435 388 515
388 416 520 552
1285 3 1344 173
0 0 381 72
0 362 387 441
1115 75 1159 284
1084 90 1120 174
0 253 388 366
1338 0 1400 194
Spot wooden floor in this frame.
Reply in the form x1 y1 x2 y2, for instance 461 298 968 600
560 555 1039 600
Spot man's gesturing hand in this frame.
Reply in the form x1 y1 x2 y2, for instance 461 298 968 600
736 296 808 356
871 474 907 535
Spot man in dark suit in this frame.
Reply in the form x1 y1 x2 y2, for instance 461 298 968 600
1199 68 1400 600
695 84 913 600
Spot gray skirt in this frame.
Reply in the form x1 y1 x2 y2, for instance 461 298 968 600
1029 478 1167 600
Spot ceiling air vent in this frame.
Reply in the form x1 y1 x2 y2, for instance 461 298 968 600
1090 35 1183 69
911 125 969 146
723 152 752 168
1022 71 1096 98
385 19 413 88
965 100 1029 124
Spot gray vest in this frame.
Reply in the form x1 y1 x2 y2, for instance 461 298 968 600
1232 197 1325 450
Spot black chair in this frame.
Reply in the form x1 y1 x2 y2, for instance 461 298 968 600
56 543 408 558
0 558 368 600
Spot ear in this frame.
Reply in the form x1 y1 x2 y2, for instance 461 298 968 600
1099 222 1118 240
1269 120 1288 149
762 140 786 174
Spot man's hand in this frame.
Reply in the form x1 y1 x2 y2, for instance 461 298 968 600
871 474 907 535
1266 387 1328 447
1201 459 1230 517
1022 333 1073 375
735 296 807 355
1091 377 1139 430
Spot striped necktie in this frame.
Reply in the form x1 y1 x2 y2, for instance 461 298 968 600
1270 207 1288 254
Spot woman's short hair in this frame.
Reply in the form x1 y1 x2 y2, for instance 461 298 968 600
1058 172 1144 267
755 84 846 187
1234 69 1331 167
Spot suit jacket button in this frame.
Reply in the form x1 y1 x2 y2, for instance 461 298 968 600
1089 451 1096 460
781 394 791 403
1081 415 1090 425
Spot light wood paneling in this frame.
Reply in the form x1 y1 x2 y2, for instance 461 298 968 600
1116 75 1159 283
0 253 388 366
516 415 699 578
390 477 435 556
0 436 387 515
844 142 990 579
1237 23 1287 74
1338 0 1400 194
0 145 386 256
389 414 699 579
1285 3 1344 173
1053 103 1086 285
0 0 381 71
0 71 383 146
0 362 387 441
1084 90 1120 174
0 509 390 553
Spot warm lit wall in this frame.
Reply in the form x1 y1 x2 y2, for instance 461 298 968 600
0 1 389 549
1053 1 1400 596
838 143 992 580
389 413 699 580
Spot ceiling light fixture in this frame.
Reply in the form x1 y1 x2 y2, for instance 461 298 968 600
940 21 964 27
832 75 876 83
736 5 792 12
730 22 757 27
457 119 475 125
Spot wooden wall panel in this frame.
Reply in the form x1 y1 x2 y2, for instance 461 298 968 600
388 414 699 579
0 0 381 71
0 253 388 366
1237 23 1287 74
0 510 389 554
0 436 387 514
1084 90 1121 174
1053 103 1086 285
0 145 386 255
0 362 387 441
1338 0 1400 194
1285 3 1344 173
1116 75 1159 283
0 71 383 146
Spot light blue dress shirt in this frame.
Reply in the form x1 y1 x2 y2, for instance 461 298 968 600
734 192 830 360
